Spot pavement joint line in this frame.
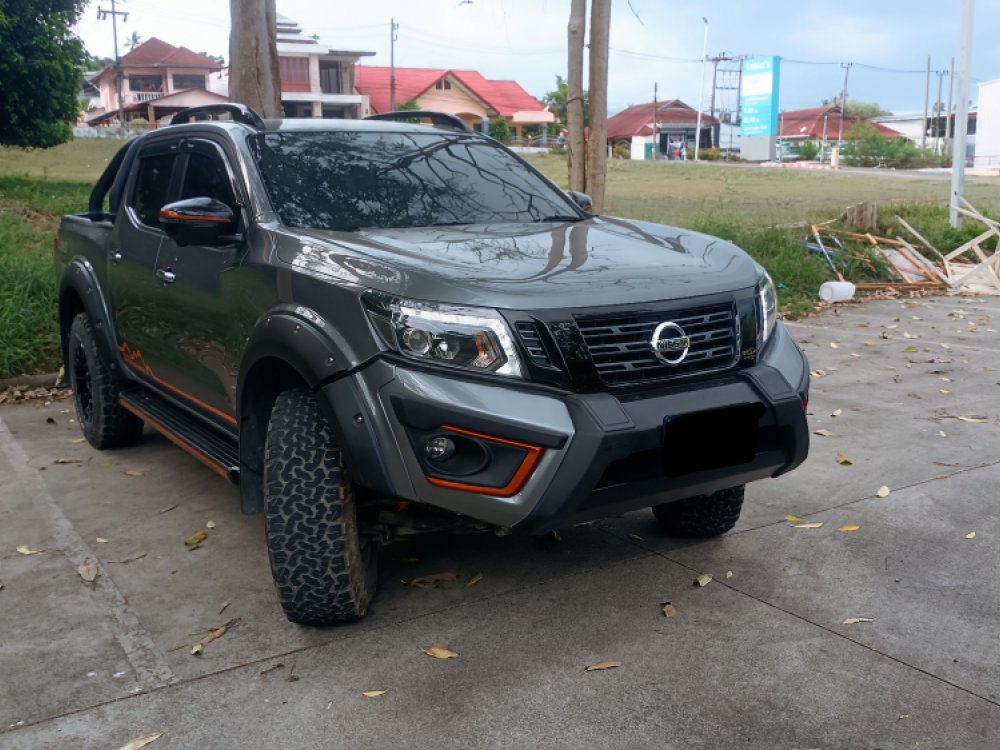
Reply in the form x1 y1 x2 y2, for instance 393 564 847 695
729 457 1000 538
783 319 1000 354
0 416 177 691
0 535 655 736
654 547 1000 710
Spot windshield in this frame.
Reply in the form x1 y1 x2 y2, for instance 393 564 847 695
249 130 579 231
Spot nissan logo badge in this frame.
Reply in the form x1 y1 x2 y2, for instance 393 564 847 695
650 321 690 365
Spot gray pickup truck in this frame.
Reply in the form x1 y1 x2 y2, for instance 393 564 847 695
56 104 810 625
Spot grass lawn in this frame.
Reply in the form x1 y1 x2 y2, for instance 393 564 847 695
0 139 997 378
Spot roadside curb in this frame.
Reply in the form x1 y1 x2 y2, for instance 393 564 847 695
0 372 61 390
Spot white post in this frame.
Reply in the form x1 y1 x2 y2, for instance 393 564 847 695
949 0 974 228
694 16 708 161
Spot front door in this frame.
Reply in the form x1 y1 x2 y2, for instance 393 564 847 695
145 138 246 426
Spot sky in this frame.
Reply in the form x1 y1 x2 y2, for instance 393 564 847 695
74 0 1000 117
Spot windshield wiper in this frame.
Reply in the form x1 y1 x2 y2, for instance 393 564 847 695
536 214 583 223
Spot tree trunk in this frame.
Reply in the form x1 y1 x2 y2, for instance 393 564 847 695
586 0 611 212
228 0 281 118
566 0 587 192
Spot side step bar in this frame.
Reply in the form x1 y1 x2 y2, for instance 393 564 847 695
120 389 240 482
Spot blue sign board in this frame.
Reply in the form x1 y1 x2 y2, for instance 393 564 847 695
740 56 781 138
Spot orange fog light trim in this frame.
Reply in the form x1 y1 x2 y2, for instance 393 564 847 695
424 424 544 498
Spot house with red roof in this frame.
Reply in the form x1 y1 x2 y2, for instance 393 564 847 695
779 106 903 144
88 38 227 125
606 100 719 159
355 66 554 140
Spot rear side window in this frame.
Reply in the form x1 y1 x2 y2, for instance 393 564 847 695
132 154 176 229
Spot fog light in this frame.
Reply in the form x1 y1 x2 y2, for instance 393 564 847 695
424 436 455 461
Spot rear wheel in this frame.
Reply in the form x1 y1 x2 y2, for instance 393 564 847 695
264 387 378 625
652 485 745 538
67 313 143 449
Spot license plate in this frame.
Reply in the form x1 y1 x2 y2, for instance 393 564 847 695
663 403 763 477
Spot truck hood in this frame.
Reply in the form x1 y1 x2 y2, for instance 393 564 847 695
276 215 760 309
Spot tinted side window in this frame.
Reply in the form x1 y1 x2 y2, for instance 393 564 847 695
132 154 175 228
180 152 236 210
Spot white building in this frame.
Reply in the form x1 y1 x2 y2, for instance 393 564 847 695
974 78 1000 168
873 107 978 159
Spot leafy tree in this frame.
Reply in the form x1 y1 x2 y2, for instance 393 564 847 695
84 52 115 71
841 122 942 168
795 139 821 161
820 97 890 119
488 116 510 143
0 0 87 147
397 98 420 111
198 52 225 64
124 31 142 51
543 74 589 126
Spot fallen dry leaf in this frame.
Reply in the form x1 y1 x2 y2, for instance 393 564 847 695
362 690 388 698
903 346 919 353
184 531 208 546
191 643 204 656
124 470 144 477
465 572 483 588
784 515 801 523
693 573 713 587
842 617 874 625
71 437 86 444
53 457 82 464
158 504 178 514
831 408 843 417
422 643 458 660
792 522 824 529
838 525 860 533
117 732 164 750
957 416 987 423
813 428 833 437
218 600 231 615
938 376 952 382
77 560 99 583
829 342 840 349
628 533 644 542
16 544 44 555
95 537 108 544
876 486 891 498
836 452 853 466
584 660 622 672
409 572 458 588
197 618 241 650
939 430 947 437
725 570 733 579
661 601 677 618
965 531 976 540
205 520 217 529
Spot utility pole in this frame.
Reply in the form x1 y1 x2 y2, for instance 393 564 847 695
566 0 586 191
945 56 955 153
821 112 829 163
586 0 611 209
837 62 852 145
652 82 658 160
389 18 399 111
921 55 931 148
950 0 975 228
97 0 129 127
694 17 708 160
934 69 947 152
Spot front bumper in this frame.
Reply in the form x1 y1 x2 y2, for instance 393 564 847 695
320 321 809 533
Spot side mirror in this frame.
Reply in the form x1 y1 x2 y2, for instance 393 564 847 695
159 197 236 246
566 190 593 213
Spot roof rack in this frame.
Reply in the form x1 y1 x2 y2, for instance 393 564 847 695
364 110 472 133
171 104 266 130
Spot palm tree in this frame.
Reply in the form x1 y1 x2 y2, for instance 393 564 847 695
124 32 142 52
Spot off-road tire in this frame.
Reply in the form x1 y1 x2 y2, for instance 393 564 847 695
652 485 745 538
264 387 378 625
67 313 144 449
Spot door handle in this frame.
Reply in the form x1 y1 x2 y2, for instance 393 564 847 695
156 267 176 284
112 250 123 264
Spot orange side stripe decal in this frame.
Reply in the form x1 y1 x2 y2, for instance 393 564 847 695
120 400 231 480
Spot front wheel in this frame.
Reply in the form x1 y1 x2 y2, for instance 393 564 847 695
652 485 745 538
263 387 378 625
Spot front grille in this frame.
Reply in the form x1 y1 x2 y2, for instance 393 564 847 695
575 303 738 386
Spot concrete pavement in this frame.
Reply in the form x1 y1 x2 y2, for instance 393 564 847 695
1 295 998 749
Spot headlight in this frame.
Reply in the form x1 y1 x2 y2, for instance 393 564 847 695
759 272 778 344
364 293 524 378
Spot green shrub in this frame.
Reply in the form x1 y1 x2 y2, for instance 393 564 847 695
796 140 820 161
698 148 722 161
612 143 629 160
488 116 510 143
